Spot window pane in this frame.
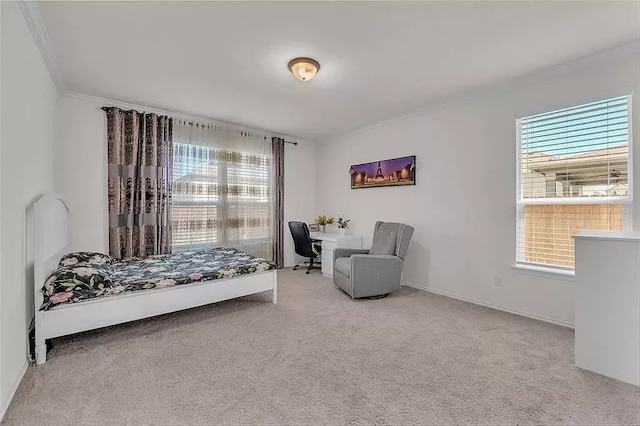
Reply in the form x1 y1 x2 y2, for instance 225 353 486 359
171 140 272 254
522 204 624 268
172 142 219 248
520 96 629 200
172 204 218 248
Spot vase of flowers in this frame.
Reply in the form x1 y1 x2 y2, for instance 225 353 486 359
315 215 334 232
337 215 351 235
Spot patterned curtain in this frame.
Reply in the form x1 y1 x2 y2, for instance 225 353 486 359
272 137 285 269
103 107 173 259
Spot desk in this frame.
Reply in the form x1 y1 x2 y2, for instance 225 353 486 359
310 232 362 278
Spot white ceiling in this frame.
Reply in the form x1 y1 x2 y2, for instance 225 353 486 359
38 1 640 141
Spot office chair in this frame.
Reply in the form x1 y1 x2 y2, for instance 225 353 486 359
288 221 322 274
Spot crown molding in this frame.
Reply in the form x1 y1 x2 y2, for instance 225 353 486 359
17 0 67 93
333 40 640 142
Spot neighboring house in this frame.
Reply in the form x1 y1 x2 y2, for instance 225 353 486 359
522 146 628 198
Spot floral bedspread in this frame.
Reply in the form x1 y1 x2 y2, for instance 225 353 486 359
41 248 276 310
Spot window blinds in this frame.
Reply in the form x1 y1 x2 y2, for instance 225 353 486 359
171 120 274 260
517 95 631 269
172 143 220 247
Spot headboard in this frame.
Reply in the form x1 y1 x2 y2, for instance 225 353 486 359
30 193 69 312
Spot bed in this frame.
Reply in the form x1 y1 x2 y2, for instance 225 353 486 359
31 193 278 365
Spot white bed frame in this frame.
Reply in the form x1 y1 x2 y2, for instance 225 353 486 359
31 193 277 365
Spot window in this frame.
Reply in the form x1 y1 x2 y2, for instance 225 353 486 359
516 95 632 271
171 121 273 260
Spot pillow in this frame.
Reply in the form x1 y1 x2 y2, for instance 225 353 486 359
369 225 398 256
43 263 115 299
59 251 115 267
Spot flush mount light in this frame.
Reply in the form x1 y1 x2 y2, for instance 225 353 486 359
288 57 320 82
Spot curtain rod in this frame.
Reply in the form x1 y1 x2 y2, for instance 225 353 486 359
102 106 299 146
179 121 297 145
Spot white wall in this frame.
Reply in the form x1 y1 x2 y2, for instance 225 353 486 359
55 95 316 267
317 46 640 326
0 1 58 415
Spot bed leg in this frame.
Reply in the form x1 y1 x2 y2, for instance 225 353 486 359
35 312 46 365
272 271 278 304
35 342 46 365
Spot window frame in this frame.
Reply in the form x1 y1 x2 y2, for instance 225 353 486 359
514 95 634 275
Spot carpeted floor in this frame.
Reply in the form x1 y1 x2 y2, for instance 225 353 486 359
3 268 639 425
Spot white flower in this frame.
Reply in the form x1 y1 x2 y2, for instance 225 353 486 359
256 262 270 271
73 267 98 277
62 257 79 266
106 285 125 295
218 269 237 278
156 279 176 288
44 276 56 294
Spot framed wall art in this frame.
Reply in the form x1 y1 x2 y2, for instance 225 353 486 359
349 155 416 189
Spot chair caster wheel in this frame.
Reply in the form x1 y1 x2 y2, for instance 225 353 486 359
306 271 310 274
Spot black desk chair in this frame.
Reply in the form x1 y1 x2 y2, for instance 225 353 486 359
288 221 322 274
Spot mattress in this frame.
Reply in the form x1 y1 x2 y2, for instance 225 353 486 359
41 247 276 310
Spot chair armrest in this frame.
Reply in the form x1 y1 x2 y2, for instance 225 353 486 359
351 254 402 267
334 248 369 264
350 255 404 298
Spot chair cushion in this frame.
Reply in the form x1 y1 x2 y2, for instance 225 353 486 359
334 257 351 278
369 223 398 255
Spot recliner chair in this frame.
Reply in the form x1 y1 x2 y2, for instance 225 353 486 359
288 221 322 274
333 221 414 298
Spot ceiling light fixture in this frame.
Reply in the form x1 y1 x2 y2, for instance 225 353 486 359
288 57 320 82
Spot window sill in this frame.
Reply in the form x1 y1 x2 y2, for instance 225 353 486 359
511 263 575 282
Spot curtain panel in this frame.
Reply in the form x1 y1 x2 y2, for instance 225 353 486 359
103 107 173 260
271 137 285 268
172 120 281 262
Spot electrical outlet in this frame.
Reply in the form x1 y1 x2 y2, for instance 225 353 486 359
494 274 504 287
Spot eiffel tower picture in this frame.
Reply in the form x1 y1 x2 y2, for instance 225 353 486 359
350 155 416 189
375 162 384 179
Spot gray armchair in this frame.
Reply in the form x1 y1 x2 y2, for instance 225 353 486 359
333 221 414 299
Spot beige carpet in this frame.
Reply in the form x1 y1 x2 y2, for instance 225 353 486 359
3 268 639 425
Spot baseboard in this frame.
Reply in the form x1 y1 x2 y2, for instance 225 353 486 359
402 281 574 329
0 361 29 421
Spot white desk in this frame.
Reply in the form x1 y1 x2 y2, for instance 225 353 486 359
310 232 362 278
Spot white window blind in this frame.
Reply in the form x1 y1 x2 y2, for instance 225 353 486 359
172 143 220 247
516 95 632 270
172 120 274 260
